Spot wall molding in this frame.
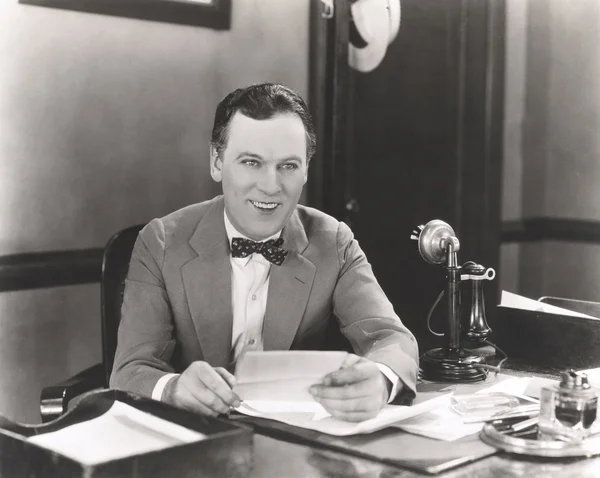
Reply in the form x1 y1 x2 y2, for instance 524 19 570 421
0 249 103 292
2 216 597 292
502 217 600 243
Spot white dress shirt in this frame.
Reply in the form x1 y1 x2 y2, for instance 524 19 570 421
152 211 400 402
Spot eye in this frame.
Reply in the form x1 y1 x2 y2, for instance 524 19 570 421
280 163 299 171
241 159 259 167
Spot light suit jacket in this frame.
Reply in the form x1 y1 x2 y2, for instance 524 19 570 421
110 196 419 399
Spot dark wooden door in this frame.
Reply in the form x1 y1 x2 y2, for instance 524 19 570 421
309 0 506 352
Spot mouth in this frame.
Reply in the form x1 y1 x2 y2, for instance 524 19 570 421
250 200 280 213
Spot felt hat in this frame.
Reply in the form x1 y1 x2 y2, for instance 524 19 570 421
349 0 401 73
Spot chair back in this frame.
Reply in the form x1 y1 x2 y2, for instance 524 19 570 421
100 224 144 385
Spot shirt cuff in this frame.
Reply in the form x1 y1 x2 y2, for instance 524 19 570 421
376 363 400 403
152 373 179 401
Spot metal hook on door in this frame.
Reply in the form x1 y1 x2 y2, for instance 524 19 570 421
321 0 334 19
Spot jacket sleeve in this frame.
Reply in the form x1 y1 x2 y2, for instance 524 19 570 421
332 221 419 400
109 218 177 397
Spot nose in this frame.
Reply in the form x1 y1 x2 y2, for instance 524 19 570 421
256 165 281 195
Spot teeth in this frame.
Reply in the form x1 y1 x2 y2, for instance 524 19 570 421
252 201 278 209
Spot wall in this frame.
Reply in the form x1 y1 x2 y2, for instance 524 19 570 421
0 0 309 423
500 0 600 301
499 0 527 294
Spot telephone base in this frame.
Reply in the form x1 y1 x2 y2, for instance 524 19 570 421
420 347 487 383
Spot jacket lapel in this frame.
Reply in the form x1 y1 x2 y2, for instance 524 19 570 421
263 209 316 351
182 198 233 368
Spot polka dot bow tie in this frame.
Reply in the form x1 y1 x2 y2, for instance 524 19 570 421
230 237 288 266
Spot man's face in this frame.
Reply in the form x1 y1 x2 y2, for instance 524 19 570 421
210 111 309 241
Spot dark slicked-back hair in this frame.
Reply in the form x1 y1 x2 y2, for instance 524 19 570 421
211 83 316 161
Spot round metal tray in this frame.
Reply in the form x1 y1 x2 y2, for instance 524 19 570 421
480 424 600 458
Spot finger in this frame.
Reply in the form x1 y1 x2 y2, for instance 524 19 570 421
327 409 378 423
324 361 377 386
177 373 231 415
183 363 238 413
321 354 362 385
179 395 219 417
316 396 379 414
340 353 362 369
193 387 232 415
175 381 221 416
310 380 372 400
194 364 241 408
214 367 238 390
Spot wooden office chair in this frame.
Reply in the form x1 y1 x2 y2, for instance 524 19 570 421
40 224 144 423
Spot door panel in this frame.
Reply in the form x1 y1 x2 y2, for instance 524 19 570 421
309 0 505 352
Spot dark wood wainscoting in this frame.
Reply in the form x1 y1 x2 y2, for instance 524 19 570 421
502 218 600 244
0 249 103 292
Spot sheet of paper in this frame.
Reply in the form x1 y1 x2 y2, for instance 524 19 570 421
500 291 599 320
512 368 600 399
474 376 533 396
236 392 451 436
394 377 540 441
576 367 600 388
237 400 330 422
27 401 205 466
394 405 483 441
234 350 349 401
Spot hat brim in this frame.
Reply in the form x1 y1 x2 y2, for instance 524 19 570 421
387 0 401 44
349 0 391 73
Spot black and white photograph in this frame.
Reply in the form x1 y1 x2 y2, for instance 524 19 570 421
1 0 600 476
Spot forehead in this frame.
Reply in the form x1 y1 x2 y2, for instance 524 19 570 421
225 112 308 159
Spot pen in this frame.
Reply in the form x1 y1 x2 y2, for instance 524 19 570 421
488 403 540 420
510 416 538 433
493 416 539 435
486 412 539 427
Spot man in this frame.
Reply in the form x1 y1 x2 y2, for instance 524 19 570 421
110 83 418 422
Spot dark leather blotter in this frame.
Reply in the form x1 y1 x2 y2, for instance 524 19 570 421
0 389 253 478
495 305 600 369
233 411 496 475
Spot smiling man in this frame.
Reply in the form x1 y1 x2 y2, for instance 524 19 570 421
110 83 419 422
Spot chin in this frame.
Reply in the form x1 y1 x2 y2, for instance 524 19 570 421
252 224 282 240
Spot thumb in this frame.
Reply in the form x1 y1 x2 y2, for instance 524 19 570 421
340 353 362 369
321 354 363 385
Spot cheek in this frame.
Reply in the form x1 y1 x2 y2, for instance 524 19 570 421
284 175 307 196
222 171 249 196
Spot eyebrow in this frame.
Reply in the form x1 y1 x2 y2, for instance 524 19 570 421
234 152 303 164
235 152 262 160
278 156 303 164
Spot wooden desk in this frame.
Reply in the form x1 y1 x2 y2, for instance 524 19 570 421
238 365 600 478
5 366 600 477
248 433 600 478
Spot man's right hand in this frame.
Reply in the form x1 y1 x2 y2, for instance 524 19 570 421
163 361 241 416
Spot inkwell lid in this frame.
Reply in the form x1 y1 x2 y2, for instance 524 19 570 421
560 369 590 390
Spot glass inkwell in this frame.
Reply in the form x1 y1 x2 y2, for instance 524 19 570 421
481 370 600 458
539 369 599 442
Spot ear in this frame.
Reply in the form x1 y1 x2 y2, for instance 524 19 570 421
303 159 309 184
210 145 223 183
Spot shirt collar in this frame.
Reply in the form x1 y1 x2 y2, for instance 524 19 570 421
224 210 282 264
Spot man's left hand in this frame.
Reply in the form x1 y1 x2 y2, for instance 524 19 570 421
309 354 390 422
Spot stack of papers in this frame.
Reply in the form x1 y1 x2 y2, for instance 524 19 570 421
237 395 451 436
234 350 348 402
233 351 450 436
394 377 540 441
579 367 600 387
27 402 206 465
500 291 600 320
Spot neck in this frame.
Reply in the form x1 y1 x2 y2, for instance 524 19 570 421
223 210 281 242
